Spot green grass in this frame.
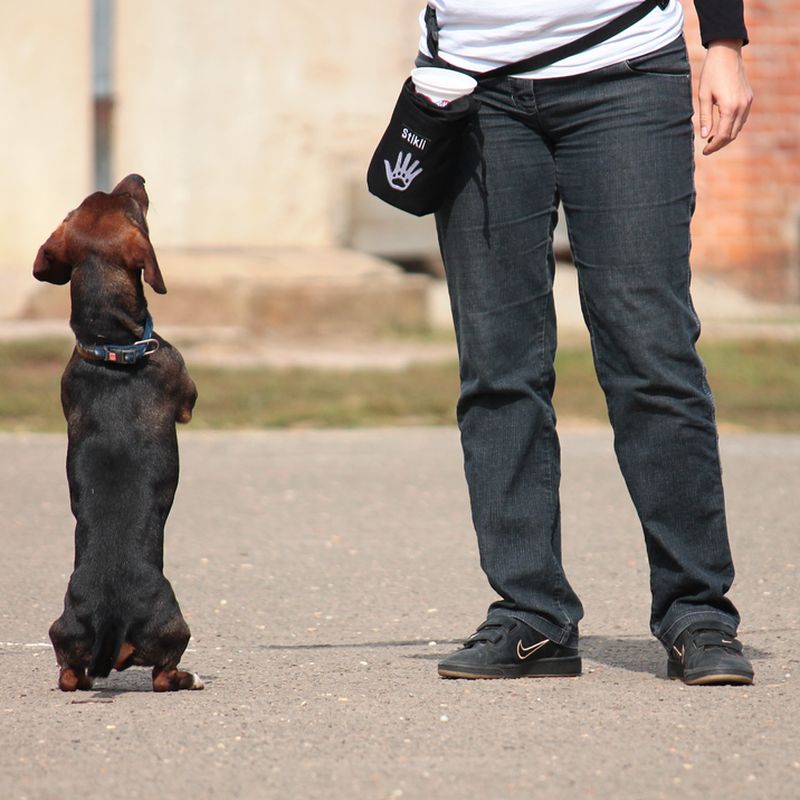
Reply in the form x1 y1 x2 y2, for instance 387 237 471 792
697 339 800 431
0 338 73 432
0 338 798 432
189 362 460 429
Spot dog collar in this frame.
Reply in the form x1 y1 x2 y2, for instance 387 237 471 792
75 312 160 365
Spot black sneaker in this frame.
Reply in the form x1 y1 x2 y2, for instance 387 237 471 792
667 624 754 686
438 616 581 679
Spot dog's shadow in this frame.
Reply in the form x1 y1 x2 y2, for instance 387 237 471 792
65 670 215 698
63 671 157 698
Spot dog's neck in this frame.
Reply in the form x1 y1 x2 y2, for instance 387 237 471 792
69 257 149 345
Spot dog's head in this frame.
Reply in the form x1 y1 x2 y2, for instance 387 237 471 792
33 174 166 294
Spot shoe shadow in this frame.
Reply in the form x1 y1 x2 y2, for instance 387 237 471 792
581 634 771 679
258 639 464 664
258 639 462 652
580 635 664 676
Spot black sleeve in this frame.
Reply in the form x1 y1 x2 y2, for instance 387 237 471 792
693 1 749 47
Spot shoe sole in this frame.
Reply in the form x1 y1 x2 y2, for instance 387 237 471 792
669 671 753 686
667 661 753 686
438 656 582 680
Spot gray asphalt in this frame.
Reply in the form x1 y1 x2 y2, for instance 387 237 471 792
1 427 798 800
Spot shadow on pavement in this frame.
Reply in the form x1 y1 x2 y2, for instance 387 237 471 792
258 639 462 652
57 633 774 695
581 633 771 678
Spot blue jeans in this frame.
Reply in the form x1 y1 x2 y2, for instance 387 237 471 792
423 36 741 649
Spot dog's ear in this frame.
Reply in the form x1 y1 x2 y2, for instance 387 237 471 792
112 174 149 214
126 228 167 294
33 224 72 285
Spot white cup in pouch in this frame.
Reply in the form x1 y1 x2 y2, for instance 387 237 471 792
410 67 478 107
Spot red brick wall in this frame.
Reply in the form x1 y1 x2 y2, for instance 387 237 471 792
682 0 800 300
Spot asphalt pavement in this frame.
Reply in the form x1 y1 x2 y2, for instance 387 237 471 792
1 427 798 800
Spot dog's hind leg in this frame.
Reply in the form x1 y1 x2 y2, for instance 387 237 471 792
148 614 203 692
50 613 94 691
152 665 204 691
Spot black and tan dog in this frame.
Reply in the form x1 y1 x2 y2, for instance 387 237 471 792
34 174 202 692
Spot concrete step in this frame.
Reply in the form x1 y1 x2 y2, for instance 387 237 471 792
20 247 433 338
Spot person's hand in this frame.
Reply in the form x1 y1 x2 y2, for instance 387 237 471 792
697 40 753 156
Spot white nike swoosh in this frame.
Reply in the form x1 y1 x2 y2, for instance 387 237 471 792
516 639 549 661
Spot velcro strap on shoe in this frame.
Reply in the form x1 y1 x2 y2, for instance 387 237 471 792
694 630 743 652
466 621 507 645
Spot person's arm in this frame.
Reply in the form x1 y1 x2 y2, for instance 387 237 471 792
694 0 748 47
693 1 752 155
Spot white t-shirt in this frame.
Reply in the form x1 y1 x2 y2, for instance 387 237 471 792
418 0 685 79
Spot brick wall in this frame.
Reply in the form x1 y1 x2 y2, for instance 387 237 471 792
682 0 800 300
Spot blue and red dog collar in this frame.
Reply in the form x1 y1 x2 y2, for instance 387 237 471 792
75 312 160 365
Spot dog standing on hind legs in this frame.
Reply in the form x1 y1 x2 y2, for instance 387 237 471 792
34 174 203 692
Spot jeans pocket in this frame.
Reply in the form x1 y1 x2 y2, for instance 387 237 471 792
624 34 690 78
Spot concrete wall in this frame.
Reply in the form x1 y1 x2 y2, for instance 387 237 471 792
113 0 423 249
0 2 92 315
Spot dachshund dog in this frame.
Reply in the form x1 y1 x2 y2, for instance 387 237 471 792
34 174 202 692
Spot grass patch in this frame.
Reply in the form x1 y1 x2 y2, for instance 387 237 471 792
698 339 800 431
0 338 73 432
189 363 460 429
0 338 797 432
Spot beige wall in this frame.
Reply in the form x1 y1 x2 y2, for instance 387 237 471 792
0 2 92 313
114 0 423 248
1 1 426 315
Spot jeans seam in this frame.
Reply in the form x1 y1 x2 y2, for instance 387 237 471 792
622 33 691 79
622 66 691 80
539 279 566 624
574 275 614 430
539 212 569 626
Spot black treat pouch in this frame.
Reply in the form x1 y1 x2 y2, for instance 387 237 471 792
368 1 665 217
367 77 477 217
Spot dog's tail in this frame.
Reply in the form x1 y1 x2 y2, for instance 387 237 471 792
89 618 126 678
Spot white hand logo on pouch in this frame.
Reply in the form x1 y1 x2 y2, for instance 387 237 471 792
384 152 423 192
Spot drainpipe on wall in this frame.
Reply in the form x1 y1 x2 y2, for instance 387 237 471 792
93 0 114 190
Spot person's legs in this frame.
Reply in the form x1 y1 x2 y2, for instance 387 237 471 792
434 78 583 648
536 36 741 648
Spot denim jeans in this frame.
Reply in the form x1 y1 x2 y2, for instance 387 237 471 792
423 35 741 649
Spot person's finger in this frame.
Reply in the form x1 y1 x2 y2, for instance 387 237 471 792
701 102 723 155
698 88 713 139
704 97 751 155
729 94 753 141
715 106 736 142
